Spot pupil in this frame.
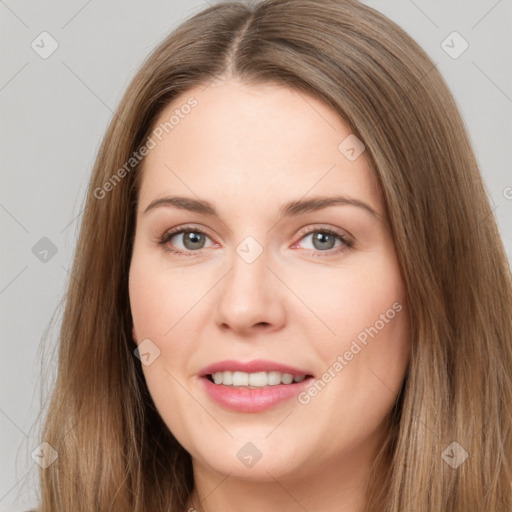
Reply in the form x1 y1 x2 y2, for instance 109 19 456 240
313 232 335 250
184 231 204 250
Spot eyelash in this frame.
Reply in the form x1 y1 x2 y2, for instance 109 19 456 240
157 224 354 258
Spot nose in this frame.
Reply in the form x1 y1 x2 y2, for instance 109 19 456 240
214 242 287 337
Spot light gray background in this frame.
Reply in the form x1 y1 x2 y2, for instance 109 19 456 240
1 1 511 510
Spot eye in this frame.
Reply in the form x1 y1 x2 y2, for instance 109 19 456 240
158 224 353 257
158 225 215 256
292 226 353 256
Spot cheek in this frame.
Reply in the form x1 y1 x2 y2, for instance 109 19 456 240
128 252 199 389
298 267 409 450
307 253 407 346
307 250 410 399
129 248 203 340
129 253 204 437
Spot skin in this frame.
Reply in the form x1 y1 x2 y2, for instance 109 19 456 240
128 78 411 512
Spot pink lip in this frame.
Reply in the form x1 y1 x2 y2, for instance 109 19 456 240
200 377 313 412
199 359 312 377
198 359 314 413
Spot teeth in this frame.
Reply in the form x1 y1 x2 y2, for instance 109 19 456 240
232 371 249 386
267 371 282 385
210 371 308 387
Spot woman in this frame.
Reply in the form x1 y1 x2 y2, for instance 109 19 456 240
38 0 512 510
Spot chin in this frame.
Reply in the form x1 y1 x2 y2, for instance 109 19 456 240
183 433 309 480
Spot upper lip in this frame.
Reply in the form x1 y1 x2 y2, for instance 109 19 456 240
199 359 313 377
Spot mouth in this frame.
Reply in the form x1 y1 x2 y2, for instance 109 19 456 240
205 370 313 388
199 359 314 387
198 360 315 412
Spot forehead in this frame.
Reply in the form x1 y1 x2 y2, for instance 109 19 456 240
137 79 381 216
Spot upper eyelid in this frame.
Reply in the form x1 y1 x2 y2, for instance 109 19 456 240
295 224 352 240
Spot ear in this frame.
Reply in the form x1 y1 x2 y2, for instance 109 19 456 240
132 325 138 345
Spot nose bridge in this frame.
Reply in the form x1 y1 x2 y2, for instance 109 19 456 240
225 234 271 302
214 233 286 333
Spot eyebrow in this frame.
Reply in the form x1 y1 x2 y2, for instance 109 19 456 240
143 195 381 220
142 195 381 220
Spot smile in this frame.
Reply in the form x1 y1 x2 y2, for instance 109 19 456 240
209 370 307 387
198 360 315 412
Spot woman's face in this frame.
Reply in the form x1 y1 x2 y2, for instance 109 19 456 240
129 79 410 482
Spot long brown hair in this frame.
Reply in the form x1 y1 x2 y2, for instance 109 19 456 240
39 0 512 510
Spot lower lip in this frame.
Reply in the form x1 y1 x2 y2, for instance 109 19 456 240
200 376 313 412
